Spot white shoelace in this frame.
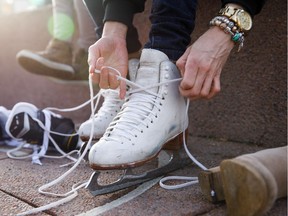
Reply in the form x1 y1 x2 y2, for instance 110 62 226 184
95 89 123 118
16 66 207 215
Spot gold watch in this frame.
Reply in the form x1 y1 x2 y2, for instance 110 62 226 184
218 5 252 32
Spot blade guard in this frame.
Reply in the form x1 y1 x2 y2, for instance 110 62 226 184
87 150 192 196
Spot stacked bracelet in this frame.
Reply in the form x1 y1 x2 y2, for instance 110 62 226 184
210 16 245 52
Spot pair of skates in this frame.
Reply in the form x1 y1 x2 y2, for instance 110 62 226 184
80 48 287 216
3 48 192 193
6 48 286 216
79 48 194 195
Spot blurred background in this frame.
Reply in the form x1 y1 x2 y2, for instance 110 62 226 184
0 0 51 15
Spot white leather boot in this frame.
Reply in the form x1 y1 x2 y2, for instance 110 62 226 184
78 59 139 141
89 49 188 169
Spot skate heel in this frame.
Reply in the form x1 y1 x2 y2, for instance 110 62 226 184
163 129 188 151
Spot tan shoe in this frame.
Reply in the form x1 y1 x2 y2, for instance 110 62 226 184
71 47 89 81
17 38 74 79
221 146 287 216
199 146 287 216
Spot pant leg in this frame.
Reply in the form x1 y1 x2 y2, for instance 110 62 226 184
144 0 197 61
52 0 75 42
73 0 97 50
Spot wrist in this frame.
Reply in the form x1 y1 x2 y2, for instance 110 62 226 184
208 26 234 47
102 21 128 39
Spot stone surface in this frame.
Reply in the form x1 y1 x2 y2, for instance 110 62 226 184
0 137 286 215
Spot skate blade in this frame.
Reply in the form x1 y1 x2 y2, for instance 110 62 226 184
86 149 191 196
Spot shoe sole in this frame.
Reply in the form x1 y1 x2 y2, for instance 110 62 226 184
17 50 74 80
220 159 269 216
89 129 188 170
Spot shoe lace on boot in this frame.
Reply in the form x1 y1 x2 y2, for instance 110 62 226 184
97 67 208 189
104 87 161 141
17 66 207 215
92 89 123 122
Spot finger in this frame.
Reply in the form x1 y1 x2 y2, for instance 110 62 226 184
87 45 99 73
90 65 99 83
188 69 207 97
96 58 109 89
119 80 127 100
180 65 198 91
99 66 110 89
108 69 120 89
179 87 200 101
176 46 191 77
207 77 221 99
200 75 213 98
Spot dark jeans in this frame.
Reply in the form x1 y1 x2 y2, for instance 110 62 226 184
145 0 197 61
83 0 197 60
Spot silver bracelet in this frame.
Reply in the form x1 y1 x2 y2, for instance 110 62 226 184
210 16 245 52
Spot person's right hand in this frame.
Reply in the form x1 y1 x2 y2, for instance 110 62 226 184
88 22 129 99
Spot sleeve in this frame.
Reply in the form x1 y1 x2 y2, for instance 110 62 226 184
221 0 266 17
102 0 146 26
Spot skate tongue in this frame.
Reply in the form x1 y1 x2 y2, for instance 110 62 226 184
135 49 169 93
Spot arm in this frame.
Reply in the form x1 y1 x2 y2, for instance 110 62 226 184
88 0 146 99
88 21 128 99
176 1 266 100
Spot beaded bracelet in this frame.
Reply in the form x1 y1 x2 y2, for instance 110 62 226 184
210 16 244 52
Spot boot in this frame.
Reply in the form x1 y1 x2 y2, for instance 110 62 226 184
78 59 139 141
199 146 287 216
79 89 125 141
5 102 79 153
16 38 74 80
221 146 287 216
71 47 89 82
88 49 188 170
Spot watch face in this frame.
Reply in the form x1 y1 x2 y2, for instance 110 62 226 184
237 10 252 31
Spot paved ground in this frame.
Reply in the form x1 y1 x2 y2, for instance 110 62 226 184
0 135 286 216
0 1 286 215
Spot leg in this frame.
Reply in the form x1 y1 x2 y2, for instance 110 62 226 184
52 0 75 42
144 0 197 61
71 0 97 81
16 0 76 80
73 0 97 50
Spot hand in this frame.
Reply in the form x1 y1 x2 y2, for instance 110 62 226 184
88 22 128 99
176 27 235 100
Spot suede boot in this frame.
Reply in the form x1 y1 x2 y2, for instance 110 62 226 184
16 38 74 80
199 146 287 216
221 146 287 216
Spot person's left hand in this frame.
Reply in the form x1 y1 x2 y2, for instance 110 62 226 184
176 26 235 100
